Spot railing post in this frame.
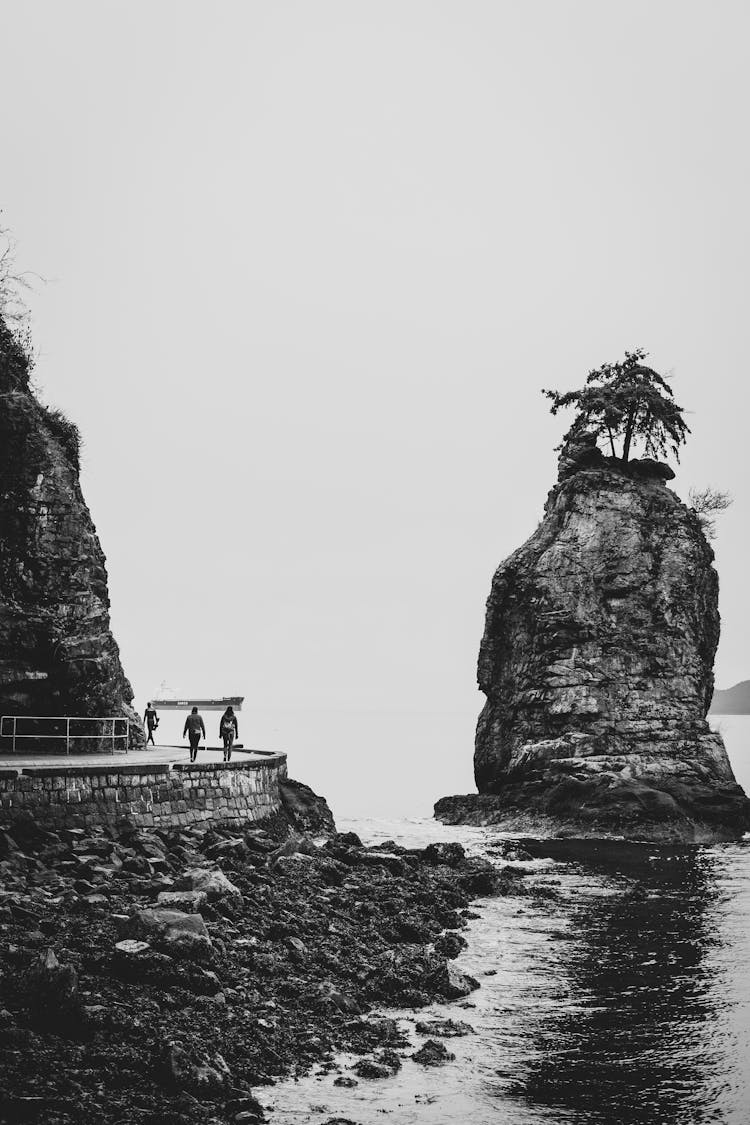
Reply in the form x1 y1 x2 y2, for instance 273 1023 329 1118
12 716 16 755
66 717 70 756
111 717 115 754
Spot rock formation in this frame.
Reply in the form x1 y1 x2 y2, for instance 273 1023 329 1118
0 316 143 748
279 778 337 835
436 437 750 841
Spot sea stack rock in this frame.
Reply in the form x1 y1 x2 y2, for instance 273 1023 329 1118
436 441 750 842
0 316 143 747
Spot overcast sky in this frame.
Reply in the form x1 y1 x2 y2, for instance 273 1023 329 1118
2 1 749 730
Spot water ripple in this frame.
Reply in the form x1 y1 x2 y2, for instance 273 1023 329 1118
266 825 750 1125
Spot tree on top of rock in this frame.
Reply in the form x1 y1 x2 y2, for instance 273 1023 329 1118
542 349 690 464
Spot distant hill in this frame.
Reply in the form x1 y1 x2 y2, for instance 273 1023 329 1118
710 681 750 714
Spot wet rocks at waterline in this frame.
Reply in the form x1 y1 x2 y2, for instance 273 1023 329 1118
0 817 520 1124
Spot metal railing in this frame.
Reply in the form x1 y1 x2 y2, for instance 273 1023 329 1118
0 715 130 755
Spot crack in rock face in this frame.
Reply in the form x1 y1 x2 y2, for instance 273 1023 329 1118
466 461 750 842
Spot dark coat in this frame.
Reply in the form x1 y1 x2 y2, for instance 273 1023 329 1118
219 711 238 738
183 713 206 738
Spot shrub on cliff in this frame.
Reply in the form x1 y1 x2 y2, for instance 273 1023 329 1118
0 311 30 392
0 227 81 468
543 349 690 464
41 405 82 469
689 486 732 541
0 222 35 380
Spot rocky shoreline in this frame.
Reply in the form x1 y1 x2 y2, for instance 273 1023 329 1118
0 808 525 1125
433 791 749 843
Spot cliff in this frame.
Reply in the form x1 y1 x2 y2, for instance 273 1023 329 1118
436 438 750 841
0 316 142 748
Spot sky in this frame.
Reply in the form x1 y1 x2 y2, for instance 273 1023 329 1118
1 2 749 799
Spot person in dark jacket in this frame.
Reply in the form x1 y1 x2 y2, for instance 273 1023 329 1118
143 702 159 746
183 707 206 762
219 706 238 762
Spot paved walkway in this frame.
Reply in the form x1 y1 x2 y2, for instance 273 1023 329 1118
0 744 273 769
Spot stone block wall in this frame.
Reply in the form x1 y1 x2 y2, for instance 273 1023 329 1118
0 753 288 831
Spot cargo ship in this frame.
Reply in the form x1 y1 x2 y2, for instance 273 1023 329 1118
150 689 243 712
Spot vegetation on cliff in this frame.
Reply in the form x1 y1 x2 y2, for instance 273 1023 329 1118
0 301 139 742
0 225 82 469
688 486 732 542
0 222 34 356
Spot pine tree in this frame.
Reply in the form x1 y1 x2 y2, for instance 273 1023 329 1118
542 349 690 463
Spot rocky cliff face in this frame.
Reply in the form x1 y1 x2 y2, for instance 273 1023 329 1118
0 317 142 749
436 441 750 842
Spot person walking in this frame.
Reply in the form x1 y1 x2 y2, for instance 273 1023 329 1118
183 706 206 763
219 706 238 762
143 702 159 746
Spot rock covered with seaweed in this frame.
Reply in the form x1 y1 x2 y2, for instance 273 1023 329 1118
0 812 524 1123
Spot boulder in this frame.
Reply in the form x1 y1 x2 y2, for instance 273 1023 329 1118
279 778 336 835
433 932 467 959
556 429 605 479
339 848 406 876
24 948 83 1030
352 1058 391 1079
111 939 172 981
285 936 307 961
205 837 248 862
156 890 208 913
412 1039 456 1067
628 456 676 481
127 909 213 964
114 939 151 958
162 1041 232 1098
415 1018 475 1037
433 963 479 1000
179 867 242 904
230 1096 267 1123
420 842 466 868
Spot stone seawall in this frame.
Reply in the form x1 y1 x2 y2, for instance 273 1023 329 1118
0 753 288 831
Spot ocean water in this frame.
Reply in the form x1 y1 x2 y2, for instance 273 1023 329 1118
152 707 750 823
147 705 478 820
262 717 750 1124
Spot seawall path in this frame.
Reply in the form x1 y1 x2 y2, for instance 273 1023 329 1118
0 746 288 832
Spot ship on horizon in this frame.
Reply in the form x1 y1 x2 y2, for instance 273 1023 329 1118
150 683 244 712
